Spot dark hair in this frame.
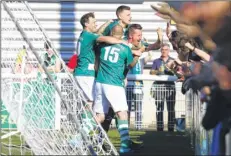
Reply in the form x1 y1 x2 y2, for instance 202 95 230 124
128 24 142 36
169 30 185 43
116 5 130 17
80 12 95 28
168 30 204 61
44 40 51 50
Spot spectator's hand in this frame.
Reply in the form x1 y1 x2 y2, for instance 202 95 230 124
151 3 171 15
177 76 185 82
166 60 175 70
166 22 171 38
201 86 211 96
184 42 194 50
155 13 171 21
157 28 163 42
176 23 201 38
150 69 158 75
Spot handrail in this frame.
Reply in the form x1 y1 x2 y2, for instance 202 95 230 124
1 72 178 81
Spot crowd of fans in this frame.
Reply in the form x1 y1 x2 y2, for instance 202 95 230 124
152 1 231 155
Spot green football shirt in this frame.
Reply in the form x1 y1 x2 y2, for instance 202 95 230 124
102 19 129 39
96 43 133 87
74 30 100 77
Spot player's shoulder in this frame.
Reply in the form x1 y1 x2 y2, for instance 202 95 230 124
82 30 99 38
109 19 120 28
117 43 131 51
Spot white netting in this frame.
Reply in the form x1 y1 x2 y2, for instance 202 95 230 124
1 1 117 155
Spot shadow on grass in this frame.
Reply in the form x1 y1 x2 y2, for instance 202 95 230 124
108 129 194 155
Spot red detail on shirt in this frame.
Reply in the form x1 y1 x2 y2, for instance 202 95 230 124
67 54 77 69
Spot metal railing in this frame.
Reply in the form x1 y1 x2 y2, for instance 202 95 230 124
125 74 230 155
185 90 213 155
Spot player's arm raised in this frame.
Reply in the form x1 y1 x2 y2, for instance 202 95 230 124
146 28 163 51
96 19 113 35
96 36 128 45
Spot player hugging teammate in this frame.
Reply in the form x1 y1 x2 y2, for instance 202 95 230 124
73 5 163 155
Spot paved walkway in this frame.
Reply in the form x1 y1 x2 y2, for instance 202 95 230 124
110 130 194 155
136 130 194 155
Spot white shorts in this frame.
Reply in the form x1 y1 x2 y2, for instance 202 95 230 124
75 76 95 102
93 82 128 114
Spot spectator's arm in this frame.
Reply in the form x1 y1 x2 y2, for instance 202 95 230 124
151 3 192 25
166 22 172 39
96 20 113 35
175 58 183 65
55 59 61 73
168 9 193 25
185 42 211 62
146 41 161 51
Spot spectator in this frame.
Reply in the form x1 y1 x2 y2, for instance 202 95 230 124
38 41 61 74
14 45 32 74
184 42 211 62
150 43 176 132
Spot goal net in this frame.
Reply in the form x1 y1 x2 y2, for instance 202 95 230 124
1 1 117 155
